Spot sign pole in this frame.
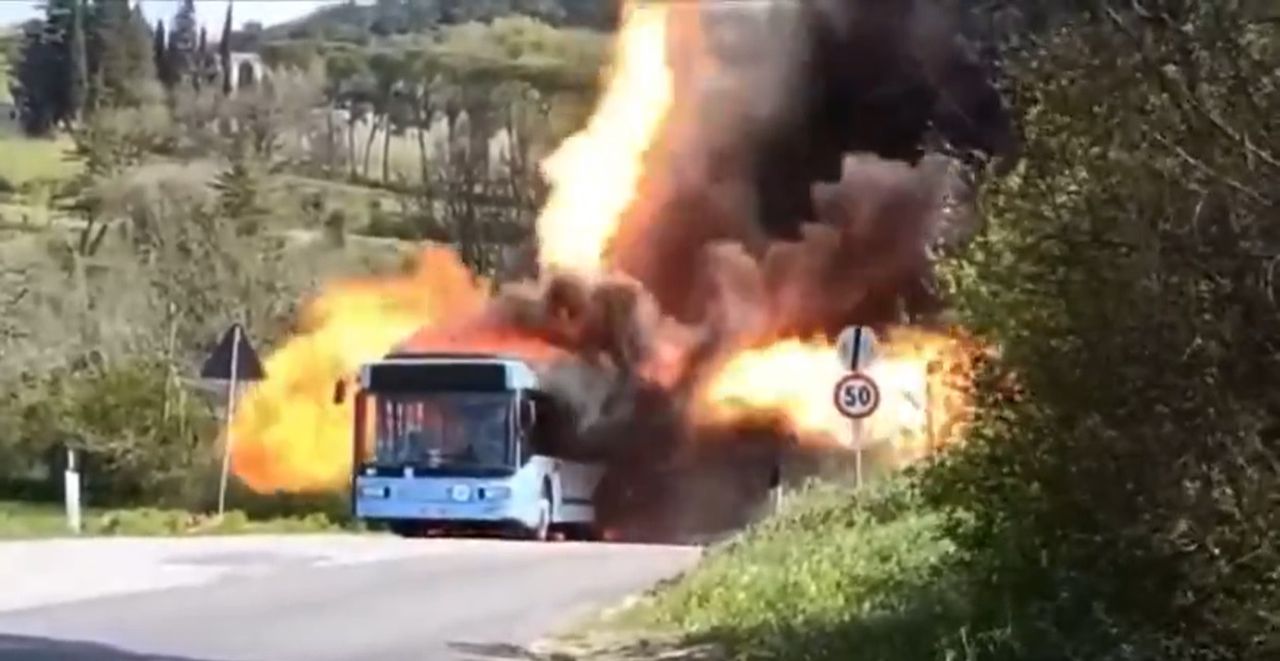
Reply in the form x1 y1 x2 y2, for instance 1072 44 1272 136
925 362 936 457
851 328 864 489
835 325 880 491
217 325 241 518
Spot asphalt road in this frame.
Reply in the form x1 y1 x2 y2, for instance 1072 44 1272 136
0 535 701 661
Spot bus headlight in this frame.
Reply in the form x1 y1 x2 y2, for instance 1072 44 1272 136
479 486 511 501
359 485 389 499
449 484 473 502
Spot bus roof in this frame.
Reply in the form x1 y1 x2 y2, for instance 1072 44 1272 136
359 354 539 392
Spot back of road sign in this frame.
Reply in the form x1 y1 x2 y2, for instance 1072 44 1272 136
837 325 878 370
200 323 265 381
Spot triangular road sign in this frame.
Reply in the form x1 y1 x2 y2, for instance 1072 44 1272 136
200 323 265 381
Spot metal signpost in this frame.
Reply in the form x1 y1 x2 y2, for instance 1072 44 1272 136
200 323 266 518
834 325 880 488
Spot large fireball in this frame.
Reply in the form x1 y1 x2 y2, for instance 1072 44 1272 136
224 0 990 499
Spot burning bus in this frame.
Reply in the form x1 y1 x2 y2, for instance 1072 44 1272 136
338 353 605 540
223 0 1002 539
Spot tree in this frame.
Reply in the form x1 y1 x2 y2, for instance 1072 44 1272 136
220 1 233 96
323 49 368 177
212 140 266 236
81 0 157 109
69 0 88 120
11 0 76 135
167 0 198 86
928 2 1280 658
367 50 410 182
153 19 175 89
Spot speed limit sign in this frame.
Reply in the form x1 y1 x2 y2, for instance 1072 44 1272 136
833 373 880 419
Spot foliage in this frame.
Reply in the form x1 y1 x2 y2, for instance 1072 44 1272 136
88 0 160 109
11 0 162 135
630 477 970 661
926 2 1280 659
0 357 217 506
11 5 74 134
165 0 198 88
262 0 617 43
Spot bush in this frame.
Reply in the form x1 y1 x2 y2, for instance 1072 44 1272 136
0 359 218 508
925 5 1280 659
89 507 195 535
631 476 969 661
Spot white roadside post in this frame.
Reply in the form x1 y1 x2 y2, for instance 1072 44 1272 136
64 447 81 534
835 326 880 489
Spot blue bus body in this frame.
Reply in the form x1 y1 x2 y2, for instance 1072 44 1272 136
347 355 603 540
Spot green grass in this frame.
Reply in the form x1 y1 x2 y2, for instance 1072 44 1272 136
600 476 973 661
0 501 98 538
0 500 353 539
0 134 80 187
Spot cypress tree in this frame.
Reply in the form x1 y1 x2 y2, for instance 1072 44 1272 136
11 0 76 134
127 3 157 90
168 0 198 84
153 19 171 88
194 26 209 91
69 0 88 119
220 1 233 96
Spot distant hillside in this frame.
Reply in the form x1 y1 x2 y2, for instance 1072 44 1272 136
262 0 617 44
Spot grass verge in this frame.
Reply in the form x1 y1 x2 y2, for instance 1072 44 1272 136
0 135 79 187
0 500 355 539
548 475 974 661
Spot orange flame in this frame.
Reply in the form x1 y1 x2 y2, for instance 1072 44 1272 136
536 2 674 274
697 328 979 463
228 5 677 493
225 0 983 496
228 247 487 492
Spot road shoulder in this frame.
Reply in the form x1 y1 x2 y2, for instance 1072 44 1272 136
532 595 725 661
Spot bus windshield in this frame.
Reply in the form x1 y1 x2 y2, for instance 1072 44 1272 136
370 392 514 471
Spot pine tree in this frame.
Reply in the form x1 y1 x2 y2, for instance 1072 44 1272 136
220 1 234 96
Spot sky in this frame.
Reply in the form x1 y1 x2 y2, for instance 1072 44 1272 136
0 1 355 32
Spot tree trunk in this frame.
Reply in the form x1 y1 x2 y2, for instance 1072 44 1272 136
347 112 358 179
361 114 380 179
326 106 337 176
382 115 394 183
416 114 430 186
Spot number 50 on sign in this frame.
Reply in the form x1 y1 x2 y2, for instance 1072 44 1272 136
834 373 880 419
